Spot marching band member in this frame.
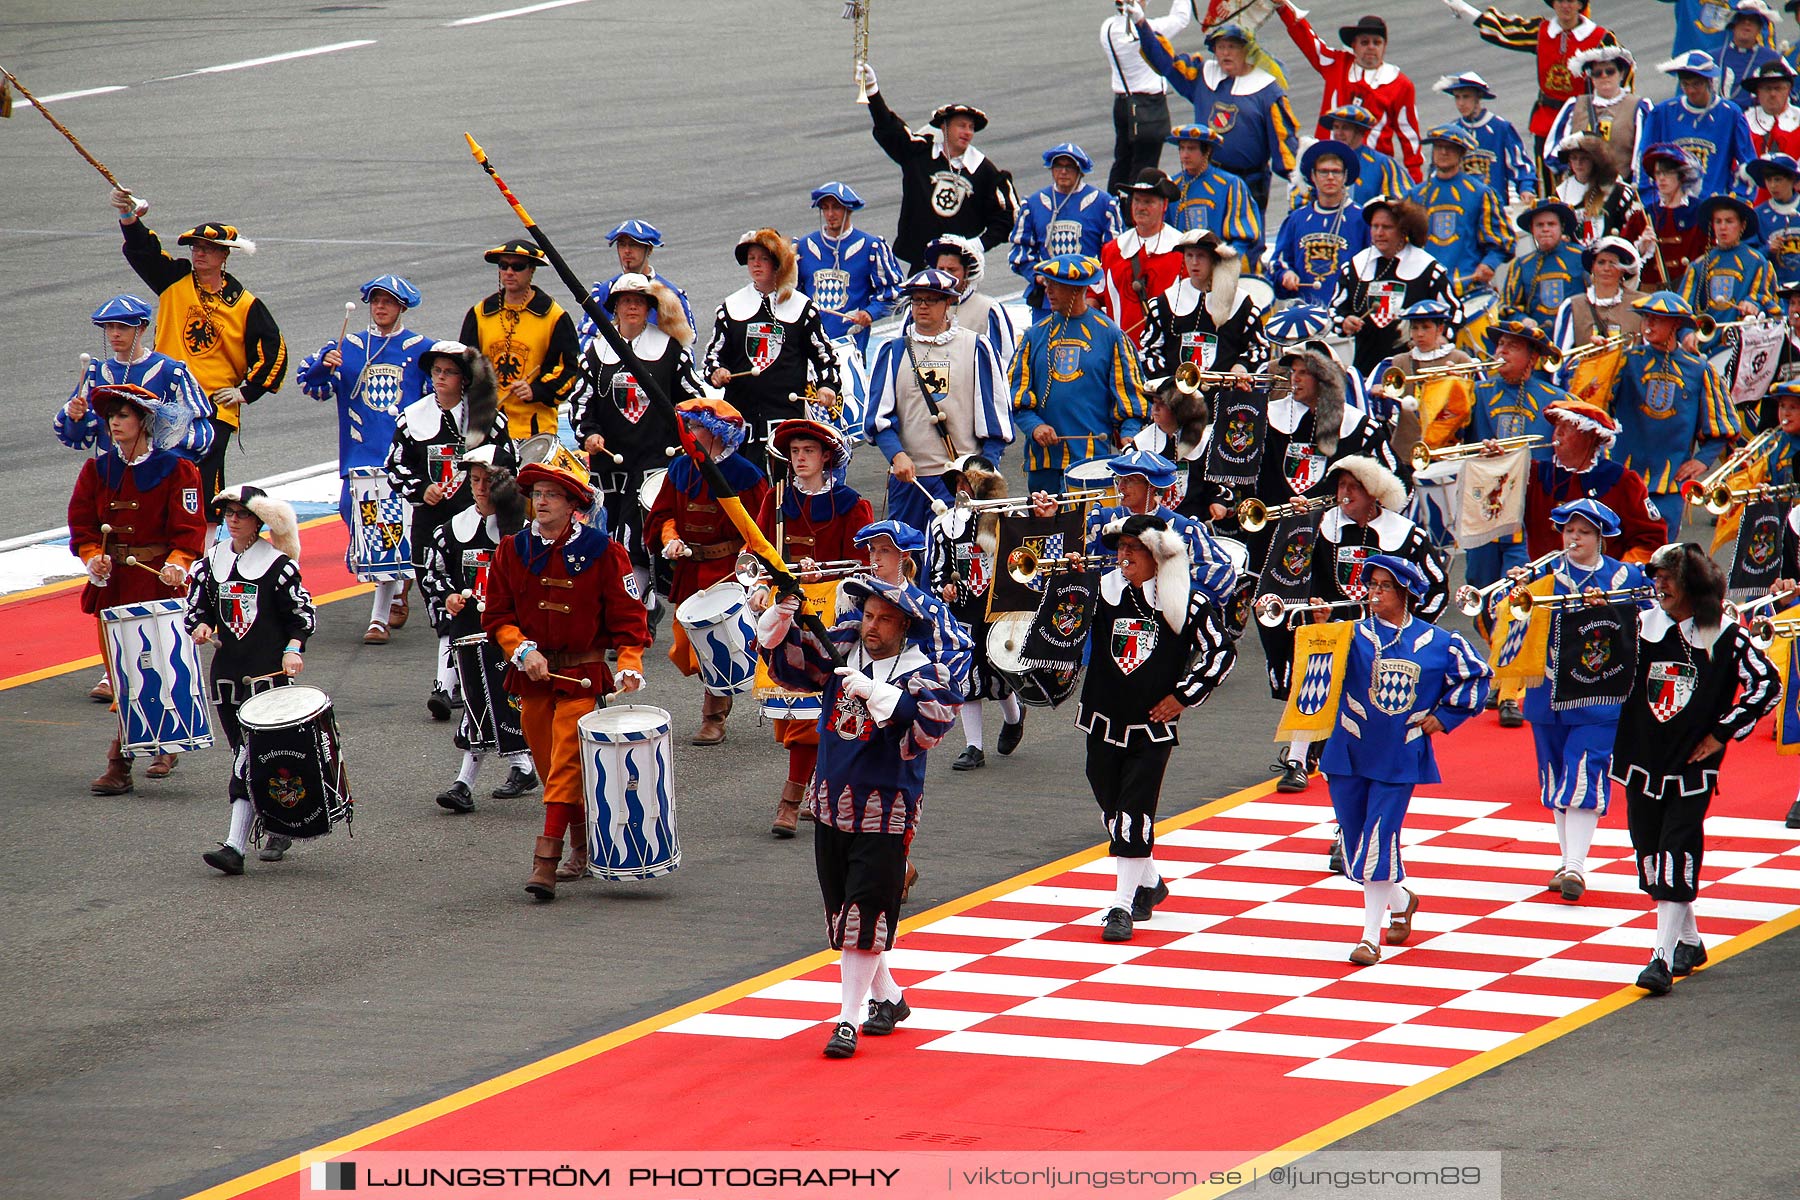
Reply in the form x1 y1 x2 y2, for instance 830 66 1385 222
1543 45 1647 184
1319 555 1493 964
927 458 1024 772
189 486 315 875
1319 103 1410 207
1008 143 1124 324
1011 254 1152 495
1433 71 1535 204
1077 513 1236 942
1524 399 1665 564
417 448 538 815
866 269 1013 535
457 241 581 442
1614 542 1778 993
574 272 704 626
921 235 1017 370
754 419 873 837
1158 127 1263 262
1550 236 1646 360
842 520 972 703
758 577 960 1059
483 459 649 903
1499 201 1586 327
57 294 214 466
857 65 1018 271
71 385 208 794
1507 499 1648 902
1140 229 1268 380
113 196 286 502
1094 169 1185 340
1612 292 1744 540
1744 60 1800 168
1636 53 1757 204
1764 380 1800 482
1333 195 1460 377
793 182 904 357
577 219 696 350
645 398 770 745
1371 298 1472 457
1550 134 1645 247
1679 196 1782 354
1408 125 1514 298
1273 7 1425 182
1278 456 1448 794
1751 155 1800 288
703 228 840 468
1270 140 1370 310
1130 379 1209 515
298 275 431 646
1637 144 1708 291
385 341 514 722
1719 0 1785 106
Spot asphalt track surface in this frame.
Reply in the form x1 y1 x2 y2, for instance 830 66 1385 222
2 2 1795 1199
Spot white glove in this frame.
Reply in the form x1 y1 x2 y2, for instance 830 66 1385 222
1440 0 1481 18
836 666 904 720
835 666 876 701
756 593 801 647
1121 2 1145 22
615 669 645 692
211 385 246 410
856 62 878 95
660 538 690 560
85 555 111 587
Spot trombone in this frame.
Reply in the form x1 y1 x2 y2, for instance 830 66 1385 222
1006 546 1084 585
735 552 863 589
1378 357 1500 395
1680 428 1782 505
1253 594 1367 628
1172 362 1290 397
1411 435 1544 471
1697 478 1800 516
1750 616 1800 649
954 487 1111 515
1236 493 1333 533
1506 584 1657 621
1452 550 1563 616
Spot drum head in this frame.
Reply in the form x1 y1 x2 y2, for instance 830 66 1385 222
344 465 387 482
579 704 673 739
638 467 668 513
1240 276 1275 312
451 632 490 649
516 433 559 464
986 611 1034 673
676 579 747 624
238 684 330 729
1064 458 1115 488
1212 535 1251 578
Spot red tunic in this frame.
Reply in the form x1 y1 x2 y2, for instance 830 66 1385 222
1095 235 1184 345
644 456 770 605
482 524 649 701
67 450 207 614
1524 458 1664 566
753 485 874 567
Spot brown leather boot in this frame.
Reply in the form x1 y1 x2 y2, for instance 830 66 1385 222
91 736 133 795
526 835 562 901
692 692 731 746
145 752 179 779
556 819 590 881
771 780 803 838
388 580 411 630
901 860 920 903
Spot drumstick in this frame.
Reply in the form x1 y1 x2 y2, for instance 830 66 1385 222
242 670 286 686
587 439 624 464
458 587 487 613
910 477 949 515
547 671 592 688
337 300 355 347
724 366 763 380
76 353 92 399
121 554 168 578
664 445 680 458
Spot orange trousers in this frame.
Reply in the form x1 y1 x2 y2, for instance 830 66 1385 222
520 689 591 837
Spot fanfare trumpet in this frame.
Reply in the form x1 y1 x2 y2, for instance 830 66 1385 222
1506 584 1657 621
1697 478 1800 517
1750 616 1800 649
1557 329 1639 367
1452 550 1563 616
1410 435 1543 472
1006 546 1083 585
1681 428 1784 506
1253 594 1367 628
1236 493 1333 534
1377 357 1502 395
954 487 1111 515
1693 313 1766 339
735 552 863 589
1172 362 1290 397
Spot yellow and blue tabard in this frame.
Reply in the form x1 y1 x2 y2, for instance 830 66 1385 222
1405 171 1514 291
1500 243 1588 327
1612 342 1743 493
1009 301 1151 476
1677 242 1781 342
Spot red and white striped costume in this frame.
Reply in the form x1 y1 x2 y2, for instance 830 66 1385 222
1277 5 1424 182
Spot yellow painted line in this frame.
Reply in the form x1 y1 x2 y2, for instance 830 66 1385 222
0 576 83 604
0 654 104 694
185 776 1284 1200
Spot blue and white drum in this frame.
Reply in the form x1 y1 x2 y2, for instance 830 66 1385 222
759 693 825 723
100 598 214 756
676 579 757 696
579 704 679 880
827 335 870 447
346 465 412 581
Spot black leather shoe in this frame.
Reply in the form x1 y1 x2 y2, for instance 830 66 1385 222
952 745 985 771
997 715 1025 756
492 767 540 799
1328 828 1347 876
861 996 912 1036
1787 798 1800 829
436 781 475 813
1130 878 1169 921
823 1021 859 1058
203 844 245 876
1102 907 1134 942
1672 940 1708 977
258 834 291 862
1498 699 1524 728
1275 760 1309 793
1635 956 1673 996
427 686 453 721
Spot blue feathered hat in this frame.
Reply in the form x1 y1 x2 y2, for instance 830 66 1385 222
1433 71 1497 99
1550 498 1621 537
1660 50 1721 80
360 274 420 309
810 182 866 210
1042 142 1094 172
839 575 933 633
605 219 663 248
90 294 152 327
853 519 927 554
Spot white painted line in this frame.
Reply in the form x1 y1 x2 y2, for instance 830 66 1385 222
161 41 376 80
449 0 593 26
30 86 128 104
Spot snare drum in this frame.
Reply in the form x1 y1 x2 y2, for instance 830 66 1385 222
676 579 757 696
346 466 412 581
236 685 351 840
100 599 214 756
987 610 1082 708
1212 535 1254 639
517 432 591 486
1064 457 1119 505
637 467 668 516
451 632 528 755
579 705 680 880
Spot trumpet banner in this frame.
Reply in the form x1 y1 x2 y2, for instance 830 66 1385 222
752 578 842 700
1488 574 1555 685
1453 446 1530 549
1765 604 1800 756
1709 455 1768 555
1418 377 1474 449
1275 620 1355 741
1565 346 1623 413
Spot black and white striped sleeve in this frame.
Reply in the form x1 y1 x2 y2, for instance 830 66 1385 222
1717 626 1780 744
184 555 217 634
801 303 842 394
1409 530 1450 623
273 557 317 648
1175 595 1237 707
384 430 427 504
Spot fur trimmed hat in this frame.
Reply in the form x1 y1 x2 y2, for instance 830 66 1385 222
1277 343 1347 456
734 228 799 303
1100 513 1190 632
604 272 693 346
1326 455 1407 512
416 341 501 451
1650 541 1728 624
1163 384 1211 460
1361 195 1429 246
208 484 300 559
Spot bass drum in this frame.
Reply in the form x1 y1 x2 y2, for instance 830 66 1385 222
986 610 1082 708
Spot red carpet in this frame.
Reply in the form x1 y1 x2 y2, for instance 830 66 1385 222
196 697 1800 1199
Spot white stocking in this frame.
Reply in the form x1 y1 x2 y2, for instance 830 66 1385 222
226 798 254 853
961 702 984 750
1562 808 1600 875
1653 900 1683 964
1287 734 1312 766
870 955 903 1004
370 579 399 624
999 692 1023 723
1361 884 1390 946
457 752 482 787
838 949 881 1025
436 635 457 691
1678 901 1700 945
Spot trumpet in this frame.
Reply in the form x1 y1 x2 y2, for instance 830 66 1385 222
1725 593 1788 623
1172 362 1290 397
1378 357 1501 395
954 487 1111 515
1410 435 1544 471
1253 594 1367 628
845 0 871 105
1006 546 1083 585
1750 616 1800 649
1697 478 1800 516
1557 330 1639 366
1236 493 1333 534
1506 584 1657 621
1452 550 1563 616
735 552 863 589
1693 313 1768 339
1680 428 1782 505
